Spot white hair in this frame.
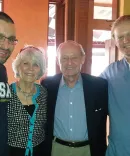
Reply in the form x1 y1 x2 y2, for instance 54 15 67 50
57 40 85 56
12 45 46 79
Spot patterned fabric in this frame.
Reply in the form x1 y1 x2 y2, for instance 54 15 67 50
8 83 47 149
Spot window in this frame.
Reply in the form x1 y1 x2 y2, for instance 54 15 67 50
47 4 56 76
94 0 112 20
0 0 2 11
91 30 111 76
91 0 116 76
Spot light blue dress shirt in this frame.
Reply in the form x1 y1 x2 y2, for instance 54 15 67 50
100 58 130 156
54 75 88 141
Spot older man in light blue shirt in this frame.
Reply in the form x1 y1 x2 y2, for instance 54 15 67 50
100 15 130 156
54 75 88 141
41 40 108 156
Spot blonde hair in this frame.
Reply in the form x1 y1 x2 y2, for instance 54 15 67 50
112 15 130 38
12 45 46 79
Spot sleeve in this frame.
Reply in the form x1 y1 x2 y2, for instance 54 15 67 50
99 67 109 80
40 85 47 122
104 79 108 115
39 85 51 156
0 63 8 82
40 78 49 89
0 64 8 156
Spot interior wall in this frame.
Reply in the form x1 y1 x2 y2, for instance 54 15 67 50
119 0 130 16
3 0 49 83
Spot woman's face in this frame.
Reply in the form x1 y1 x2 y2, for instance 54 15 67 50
18 56 40 83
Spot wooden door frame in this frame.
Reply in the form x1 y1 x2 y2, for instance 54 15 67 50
92 0 118 61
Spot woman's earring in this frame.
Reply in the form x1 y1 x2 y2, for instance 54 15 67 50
16 72 20 77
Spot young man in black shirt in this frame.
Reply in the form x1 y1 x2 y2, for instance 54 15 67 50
0 12 17 156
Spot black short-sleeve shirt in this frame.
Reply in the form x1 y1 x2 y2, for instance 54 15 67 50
0 63 11 156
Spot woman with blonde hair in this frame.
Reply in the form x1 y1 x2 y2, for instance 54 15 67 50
8 46 47 156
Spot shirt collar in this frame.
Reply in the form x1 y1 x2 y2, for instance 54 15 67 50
123 57 130 68
59 74 82 88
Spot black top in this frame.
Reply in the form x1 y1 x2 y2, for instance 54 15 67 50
24 104 35 116
0 63 7 82
0 63 10 156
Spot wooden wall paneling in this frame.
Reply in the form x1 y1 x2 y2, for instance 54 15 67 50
93 19 113 30
112 0 118 20
75 0 94 74
4 0 48 83
55 2 65 73
64 0 75 41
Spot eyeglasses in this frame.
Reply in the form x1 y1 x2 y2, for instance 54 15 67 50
0 34 18 45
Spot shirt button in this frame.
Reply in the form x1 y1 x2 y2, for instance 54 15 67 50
70 102 72 105
70 115 72 118
70 128 72 131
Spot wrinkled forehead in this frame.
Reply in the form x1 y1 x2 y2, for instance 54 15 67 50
114 21 130 33
20 52 40 65
60 43 81 54
0 20 16 37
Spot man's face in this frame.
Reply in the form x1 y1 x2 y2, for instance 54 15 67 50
57 44 85 78
0 20 16 64
114 21 130 58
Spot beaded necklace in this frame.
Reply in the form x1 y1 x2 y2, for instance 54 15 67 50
17 83 35 101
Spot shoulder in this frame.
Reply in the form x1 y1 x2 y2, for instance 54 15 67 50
100 59 124 79
41 73 62 81
81 73 107 85
9 82 15 91
40 73 62 86
81 73 108 96
35 83 47 94
104 60 122 71
0 64 7 82
35 84 48 102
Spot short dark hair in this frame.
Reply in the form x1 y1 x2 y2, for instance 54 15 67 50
0 12 14 24
112 15 130 38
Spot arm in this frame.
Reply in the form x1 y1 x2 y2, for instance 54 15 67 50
40 81 52 156
100 69 108 80
0 64 9 156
